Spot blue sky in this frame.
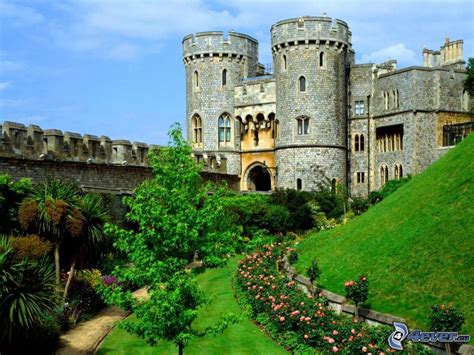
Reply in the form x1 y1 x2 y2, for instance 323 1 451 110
0 0 473 145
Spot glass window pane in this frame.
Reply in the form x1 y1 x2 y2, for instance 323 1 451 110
226 128 231 142
218 117 224 127
297 120 302 135
304 118 309 134
219 128 224 142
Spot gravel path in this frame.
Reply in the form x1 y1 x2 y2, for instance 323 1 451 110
55 288 148 355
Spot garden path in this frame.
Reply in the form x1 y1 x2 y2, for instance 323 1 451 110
55 288 148 355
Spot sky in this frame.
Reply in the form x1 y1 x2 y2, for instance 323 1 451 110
0 0 473 145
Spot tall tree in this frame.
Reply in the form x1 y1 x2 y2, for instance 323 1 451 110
102 124 239 354
18 179 80 285
464 57 474 96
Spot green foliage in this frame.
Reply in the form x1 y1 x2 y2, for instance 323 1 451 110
306 260 320 284
369 176 412 204
223 194 291 237
344 275 369 307
350 197 370 215
10 234 51 260
0 237 58 346
287 249 298 265
295 135 474 337
270 189 314 230
102 124 239 352
429 304 465 332
311 187 346 220
464 57 474 96
0 175 32 235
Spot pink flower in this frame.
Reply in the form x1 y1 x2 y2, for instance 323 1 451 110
305 317 311 322
332 346 338 352
348 336 354 342
328 338 335 344
304 334 309 339
300 316 305 322
333 330 339 335
351 329 356 334
362 276 367 282
362 346 368 352
279 316 285 322
290 310 300 317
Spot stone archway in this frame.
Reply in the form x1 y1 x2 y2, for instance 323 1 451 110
247 165 271 191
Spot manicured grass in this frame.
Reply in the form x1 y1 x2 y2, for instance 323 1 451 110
97 257 287 354
295 134 474 339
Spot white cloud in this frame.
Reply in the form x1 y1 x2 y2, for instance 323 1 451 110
0 81 11 91
0 1 44 26
361 44 417 65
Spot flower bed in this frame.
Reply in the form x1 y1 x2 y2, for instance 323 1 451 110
235 244 431 354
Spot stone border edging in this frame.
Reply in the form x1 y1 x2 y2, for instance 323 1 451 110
283 259 474 355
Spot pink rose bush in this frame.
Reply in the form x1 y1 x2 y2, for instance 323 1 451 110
235 244 408 353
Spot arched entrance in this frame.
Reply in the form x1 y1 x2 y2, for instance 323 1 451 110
247 165 271 191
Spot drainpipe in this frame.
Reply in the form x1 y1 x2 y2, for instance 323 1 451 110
367 95 371 197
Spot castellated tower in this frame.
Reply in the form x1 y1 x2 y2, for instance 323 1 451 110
182 31 258 175
271 17 352 190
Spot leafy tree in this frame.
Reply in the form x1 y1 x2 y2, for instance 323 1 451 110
102 124 239 354
18 179 80 285
464 57 474 96
270 189 314 230
306 260 320 286
63 193 109 300
0 237 57 345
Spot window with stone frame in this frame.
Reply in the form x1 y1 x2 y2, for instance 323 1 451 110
319 52 324 67
192 114 202 145
355 100 365 115
194 70 199 90
394 163 403 180
222 69 227 86
296 178 302 190
296 116 310 135
356 172 365 184
218 113 232 145
299 76 306 92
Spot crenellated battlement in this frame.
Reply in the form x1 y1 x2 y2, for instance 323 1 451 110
182 31 258 64
271 16 352 53
0 121 159 166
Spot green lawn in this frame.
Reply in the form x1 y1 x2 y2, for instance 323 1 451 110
97 257 287 354
295 134 474 338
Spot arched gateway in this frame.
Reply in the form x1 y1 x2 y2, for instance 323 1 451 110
246 164 272 191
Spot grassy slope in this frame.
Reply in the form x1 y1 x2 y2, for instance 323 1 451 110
296 134 474 337
98 257 287 355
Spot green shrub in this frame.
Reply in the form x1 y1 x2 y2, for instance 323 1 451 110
10 234 51 260
344 275 369 307
0 175 32 235
288 250 298 265
350 198 370 215
369 176 412 204
429 304 465 332
306 260 320 285
270 189 314 230
311 188 345 220
69 269 106 316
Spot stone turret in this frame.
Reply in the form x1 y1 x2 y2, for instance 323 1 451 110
182 31 259 175
271 16 352 190
423 38 464 70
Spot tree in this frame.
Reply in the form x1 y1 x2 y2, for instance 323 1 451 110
0 175 32 235
464 57 474 96
102 124 239 354
306 260 321 294
0 237 57 345
18 179 80 285
63 193 109 300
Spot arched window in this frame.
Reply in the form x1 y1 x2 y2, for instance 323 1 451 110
299 76 306 92
319 52 324 67
394 163 403 179
296 178 302 191
296 116 310 135
192 114 202 145
218 113 232 144
360 134 365 151
355 134 360 152
194 71 199 89
282 54 287 71
222 69 227 86
399 164 403 178
384 165 389 184
394 165 399 180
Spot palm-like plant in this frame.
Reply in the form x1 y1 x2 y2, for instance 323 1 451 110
19 179 80 285
63 193 109 300
0 237 57 343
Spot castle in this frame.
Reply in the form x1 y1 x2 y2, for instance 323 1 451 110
183 16 473 196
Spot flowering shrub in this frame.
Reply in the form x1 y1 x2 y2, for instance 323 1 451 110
235 244 413 353
429 304 465 332
345 275 369 307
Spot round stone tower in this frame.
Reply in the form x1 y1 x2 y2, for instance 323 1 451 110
182 31 258 175
271 17 352 190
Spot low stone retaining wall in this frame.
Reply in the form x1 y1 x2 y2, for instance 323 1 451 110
283 260 473 355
